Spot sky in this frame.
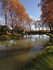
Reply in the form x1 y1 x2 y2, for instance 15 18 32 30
20 0 41 21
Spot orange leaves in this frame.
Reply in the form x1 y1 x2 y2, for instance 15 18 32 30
40 0 53 25
0 0 31 31
7 0 20 11
39 0 53 32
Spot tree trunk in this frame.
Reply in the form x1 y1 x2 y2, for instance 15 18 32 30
49 24 52 33
29 23 31 32
11 13 14 34
5 14 8 34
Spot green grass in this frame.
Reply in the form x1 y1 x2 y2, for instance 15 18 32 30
22 33 53 70
0 33 23 40
0 35 10 40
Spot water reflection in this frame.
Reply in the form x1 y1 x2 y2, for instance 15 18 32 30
30 35 50 47
0 34 50 70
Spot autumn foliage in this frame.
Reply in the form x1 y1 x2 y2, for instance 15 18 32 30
39 0 53 32
0 0 31 33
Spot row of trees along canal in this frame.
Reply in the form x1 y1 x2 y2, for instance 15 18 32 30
0 0 32 34
0 0 53 35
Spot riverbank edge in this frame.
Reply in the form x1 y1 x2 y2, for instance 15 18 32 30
22 33 53 70
0 32 51 40
0 33 25 40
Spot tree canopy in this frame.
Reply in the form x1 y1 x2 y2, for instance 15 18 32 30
39 0 53 31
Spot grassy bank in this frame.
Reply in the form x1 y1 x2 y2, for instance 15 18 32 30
22 33 53 70
0 33 24 40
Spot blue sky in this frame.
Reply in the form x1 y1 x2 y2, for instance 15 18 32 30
20 0 41 20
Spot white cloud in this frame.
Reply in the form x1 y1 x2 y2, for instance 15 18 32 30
29 15 40 21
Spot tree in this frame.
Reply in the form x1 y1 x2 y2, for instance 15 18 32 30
0 0 31 34
9 0 30 33
39 0 53 32
14 14 31 33
0 0 10 34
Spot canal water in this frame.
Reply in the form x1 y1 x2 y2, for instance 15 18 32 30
0 34 50 70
